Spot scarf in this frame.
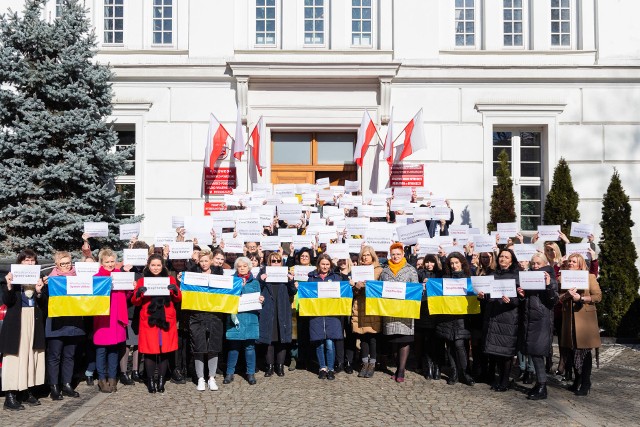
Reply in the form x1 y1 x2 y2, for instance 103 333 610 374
48 266 77 277
145 272 171 331
387 257 407 277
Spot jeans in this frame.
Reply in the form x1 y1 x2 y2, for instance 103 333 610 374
96 344 121 380
315 339 335 371
518 351 535 372
226 340 256 375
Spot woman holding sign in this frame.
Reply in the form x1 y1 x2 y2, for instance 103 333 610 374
307 254 344 380
559 254 601 396
258 252 297 378
516 254 558 400
0 249 46 410
224 257 264 385
480 248 520 392
351 246 383 379
93 248 128 393
379 243 419 383
131 255 182 394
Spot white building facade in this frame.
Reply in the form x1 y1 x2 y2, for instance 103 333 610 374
5 0 640 251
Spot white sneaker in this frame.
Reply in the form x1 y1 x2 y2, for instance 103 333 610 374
208 377 218 391
197 377 206 391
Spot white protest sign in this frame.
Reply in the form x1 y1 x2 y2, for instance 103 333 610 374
266 266 289 283
155 232 176 246
330 185 345 195
184 216 213 237
472 234 495 252
416 238 439 256
443 278 468 296
171 216 184 228
448 225 470 237
570 222 593 239
413 207 432 221
10 264 41 285
365 236 392 253
490 231 508 245
351 265 374 282
253 183 273 193
345 180 360 193
223 269 236 276
294 265 316 282
470 276 493 294
325 243 350 260
512 244 538 262
84 222 109 237
169 242 193 260
66 276 93 295
316 177 330 188
119 223 141 240
566 243 591 259
278 228 298 238
74 262 100 276
429 196 446 207
260 236 282 252
382 281 407 300
208 274 234 289
491 279 517 298
111 272 135 290
346 238 365 254
434 207 451 221
265 195 283 205
143 277 170 296
223 239 245 254
183 272 210 287
468 227 481 235
519 271 546 290
345 217 369 236
561 270 589 290
395 222 429 245
292 235 315 248
497 222 518 238
538 225 561 241
317 282 341 299
274 184 296 197
238 292 262 312
236 217 263 239
123 249 148 266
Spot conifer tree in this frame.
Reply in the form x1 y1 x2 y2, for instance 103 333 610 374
544 158 581 247
487 149 516 232
598 169 640 336
0 0 130 254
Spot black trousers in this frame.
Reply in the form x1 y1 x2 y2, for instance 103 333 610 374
47 336 82 385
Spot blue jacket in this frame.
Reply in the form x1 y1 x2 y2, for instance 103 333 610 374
257 266 297 344
307 270 344 341
225 274 260 341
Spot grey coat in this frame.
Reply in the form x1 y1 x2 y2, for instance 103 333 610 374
379 262 419 336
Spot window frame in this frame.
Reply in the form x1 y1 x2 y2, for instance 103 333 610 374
255 0 278 48
111 125 137 219
550 0 572 49
271 132 356 171
151 0 174 46
454 0 478 49
502 0 526 50
103 0 125 46
350 0 374 48
303 0 328 48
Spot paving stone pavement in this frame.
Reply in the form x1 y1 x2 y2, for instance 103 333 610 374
1 344 638 427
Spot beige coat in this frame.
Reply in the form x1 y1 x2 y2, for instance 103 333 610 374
560 273 602 349
351 264 383 334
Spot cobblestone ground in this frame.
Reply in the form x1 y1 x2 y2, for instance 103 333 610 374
1 344 638 427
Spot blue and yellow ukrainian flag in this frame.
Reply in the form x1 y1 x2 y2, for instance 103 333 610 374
426 278 481 315
298 281 353 316
47 277 111 317
364 281 422 319
181 276 243 314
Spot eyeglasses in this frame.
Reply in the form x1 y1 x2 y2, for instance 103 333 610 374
59 262 72 267
362 253 372 257
270 258 282 263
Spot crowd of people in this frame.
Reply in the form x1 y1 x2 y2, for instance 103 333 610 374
0 191 603 410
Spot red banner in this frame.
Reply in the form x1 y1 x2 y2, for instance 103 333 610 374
390 164 424 187
204 202 226 215
204 167 236 195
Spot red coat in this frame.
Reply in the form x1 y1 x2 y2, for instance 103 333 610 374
131 276 181 354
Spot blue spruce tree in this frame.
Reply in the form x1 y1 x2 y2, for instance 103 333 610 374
0 0 131 254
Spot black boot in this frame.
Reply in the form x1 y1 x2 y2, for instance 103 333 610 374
567 370 581 392
3 392 25 411
527 383 547 400
446 364 458 385
146 377 157 394
432 364 441 380
50 384 64 401
24 389 41 406
157 376 166 393
171 368 186 384
131 370 142 383
575 353 592 396
264 364 274 377
85 375 94 386
118 372 134 386
334 363 344 374
61 383 79 398
461 372 475 386
424 358 434 380
522 371 533 385
275 364 285 377
344 361 354 374
527 382 540 397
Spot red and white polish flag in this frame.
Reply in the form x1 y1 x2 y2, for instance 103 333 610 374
204 114 232 169
398 108 426 162
249 116 266 176
354 110 377 167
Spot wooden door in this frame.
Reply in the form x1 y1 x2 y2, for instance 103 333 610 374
271 170 314 184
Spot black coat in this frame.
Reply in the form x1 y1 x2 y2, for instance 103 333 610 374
415 270 439 330
435 271 470 341
0 283 46 355
185 264 224 353
483 269 520 357
307 271 344 341
257 267 297 344
519 265 558 356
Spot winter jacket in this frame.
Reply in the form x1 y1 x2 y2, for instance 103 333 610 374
379 261 418 336
185 264 225 354
351 264 383 334
483 269 520 357
415 269 440 330
0 281 46 355
519 265 558 356
435 271 471 341
93 267 128 346
131 275 181 354
226 274 261 341
258 267 297 344
308 270 344 341
560 273 602 350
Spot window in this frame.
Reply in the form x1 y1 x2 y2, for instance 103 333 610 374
256 0 276 45
152 0 172 45
352 0 372 46
114 127 136 218
455 0 475 47
503 0 523 47
55 0 63 18
104 0 124 44
493 129 543 231
551 0 570 47
304 0 325 45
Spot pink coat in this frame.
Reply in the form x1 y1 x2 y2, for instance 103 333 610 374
93 266 128 346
